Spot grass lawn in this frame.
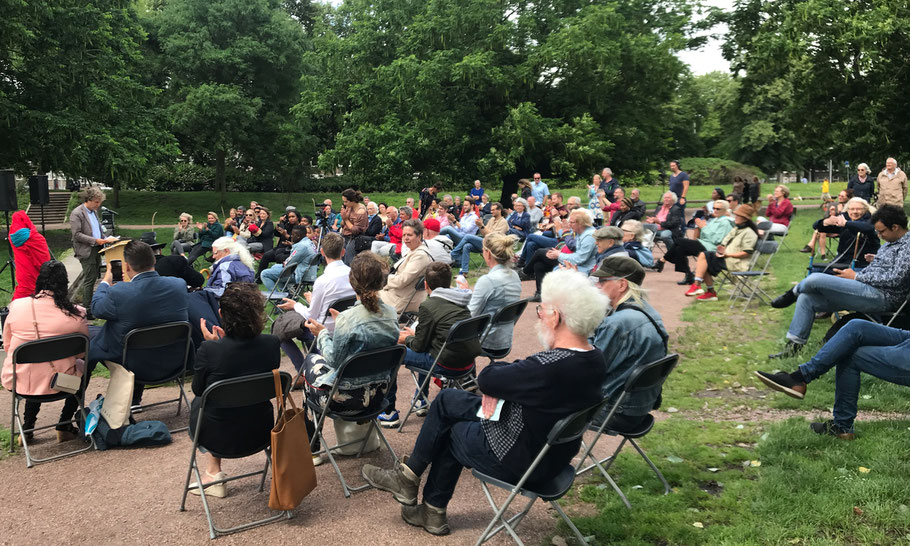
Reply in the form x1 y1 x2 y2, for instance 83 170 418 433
557 202 910 544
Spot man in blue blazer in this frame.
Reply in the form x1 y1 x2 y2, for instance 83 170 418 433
88 241 190 401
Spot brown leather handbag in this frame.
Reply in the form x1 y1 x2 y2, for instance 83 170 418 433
268 370 317 510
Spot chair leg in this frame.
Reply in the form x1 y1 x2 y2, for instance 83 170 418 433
629 439 671 495
259 450 271 492
9 395 16 454
550 500 589 545
398 366 437 433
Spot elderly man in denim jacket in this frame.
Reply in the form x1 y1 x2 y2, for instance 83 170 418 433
590 256 668 429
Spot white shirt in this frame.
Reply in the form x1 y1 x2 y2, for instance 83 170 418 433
292 260 355 333
528 205 543 227
424 237 453 265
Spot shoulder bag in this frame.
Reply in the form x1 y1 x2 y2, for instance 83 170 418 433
268 369 317 510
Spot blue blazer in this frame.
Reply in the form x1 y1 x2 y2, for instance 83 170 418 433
89 270 190 380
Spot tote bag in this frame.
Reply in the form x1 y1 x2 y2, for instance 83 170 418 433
101 361 134 428
268 370 317 510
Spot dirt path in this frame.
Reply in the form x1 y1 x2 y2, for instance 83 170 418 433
0 261 695 544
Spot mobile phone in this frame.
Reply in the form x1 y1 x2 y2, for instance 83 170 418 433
110 259 123 283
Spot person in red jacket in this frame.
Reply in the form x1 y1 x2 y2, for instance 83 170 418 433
765 185 794 227
8 211 51 300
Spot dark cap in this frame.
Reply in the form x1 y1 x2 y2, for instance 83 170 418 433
593 226 623 241
591 255 646 285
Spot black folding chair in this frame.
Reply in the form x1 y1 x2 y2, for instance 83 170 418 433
123 321 193 432
397 314 491 433
472 399 610 545
460 299 529 392
180 371 293 539
575 354 679 509
262 263 298 324
8 333 93 467
397 275 426 323
304 345 406 498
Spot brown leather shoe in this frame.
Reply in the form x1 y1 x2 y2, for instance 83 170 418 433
754 370 806 399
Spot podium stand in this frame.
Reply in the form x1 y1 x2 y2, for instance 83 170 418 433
99 239 133 282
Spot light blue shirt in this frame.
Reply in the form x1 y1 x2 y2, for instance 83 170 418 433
86 206 102 240
556 227 598 274
531 181 550 204
468 264 522 351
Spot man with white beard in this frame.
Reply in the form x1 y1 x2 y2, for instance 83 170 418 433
589 256 668 429
361 269 607 536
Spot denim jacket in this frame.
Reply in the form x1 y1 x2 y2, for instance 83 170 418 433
314 301 400 389
556 227 597 274
285 238 318 284
590 299 668 416
468 265 522 351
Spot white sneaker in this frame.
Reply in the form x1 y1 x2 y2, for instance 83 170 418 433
413 398 429 417
312 454 325 467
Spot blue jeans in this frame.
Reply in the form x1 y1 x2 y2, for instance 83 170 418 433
450 234 483 274
386 348 467 410
519 232 557 263
406 389 516 508
787 273 891 344
798 320 910 431
439 227 466 246
261 264 286 291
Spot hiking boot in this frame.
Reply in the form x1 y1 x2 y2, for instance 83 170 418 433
684 283 704 297
401 503 450 536
517 270 532 282
378 410 400 428
55 424 79 443
361 456 419 506
771 289 798 309
809 420 855 440
695 289 717 302
768 341 803 359
529 292 541 302
754 371 806 399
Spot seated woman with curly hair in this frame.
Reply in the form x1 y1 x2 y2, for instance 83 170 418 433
189 283 280 498
298 252 400 464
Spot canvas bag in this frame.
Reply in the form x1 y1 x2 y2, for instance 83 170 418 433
268 370 317 510
101 361 134 428
332 419 381 456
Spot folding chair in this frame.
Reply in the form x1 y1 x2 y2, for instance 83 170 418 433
397 314 492 433
575 354 679 509
726 240 779 310
460 298 529 392
179 371 294 539
472 398 609 545
124 321 193 432
304 345 406 498
397 275 426 323
8 333 94 468
293 294 360 379
261 263 298 323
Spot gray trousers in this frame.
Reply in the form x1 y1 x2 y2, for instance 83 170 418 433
80 246 101 307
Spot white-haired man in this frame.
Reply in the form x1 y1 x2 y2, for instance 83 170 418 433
362 269 607 536
876 157 907 207
590 256 668 429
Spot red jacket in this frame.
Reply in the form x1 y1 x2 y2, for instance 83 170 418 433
388 220 404 254
766 198 794 226
9 211 51 300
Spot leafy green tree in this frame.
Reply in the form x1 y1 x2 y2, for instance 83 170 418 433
156 0 306 203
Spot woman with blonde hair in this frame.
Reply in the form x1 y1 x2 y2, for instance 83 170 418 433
171 212 196 256
187 211 224 265
455 233 522 353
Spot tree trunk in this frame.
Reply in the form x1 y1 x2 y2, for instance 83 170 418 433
112 177 120 208
216 149 226 205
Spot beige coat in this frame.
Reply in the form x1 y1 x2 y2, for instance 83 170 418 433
876 168 908 207
478 215 508 236
2 296 89 395
379 245 433 313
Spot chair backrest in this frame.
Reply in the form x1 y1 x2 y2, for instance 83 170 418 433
276 262 298 282
122 321 193 381
447 314 492 344
487 298 529 328
329 296 357 314
621 353 679 396
414 275 426 290
757 240 779 256
547 398 612 445
12 333 89 365
334 345 406 385
202 371 292 410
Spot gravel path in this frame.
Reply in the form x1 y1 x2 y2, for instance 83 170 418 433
0 258 694 544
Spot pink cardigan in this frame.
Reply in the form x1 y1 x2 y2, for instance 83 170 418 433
1 295 89 395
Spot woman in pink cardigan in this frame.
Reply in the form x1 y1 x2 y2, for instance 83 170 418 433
2 261 89 444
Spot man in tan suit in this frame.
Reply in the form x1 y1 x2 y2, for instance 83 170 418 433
380 219 433 314
70 187 116 311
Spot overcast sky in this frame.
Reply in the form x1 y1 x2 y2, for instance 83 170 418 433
677 0 734 75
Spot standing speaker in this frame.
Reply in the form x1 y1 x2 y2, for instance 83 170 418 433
29 175 49 206
0 170 18 211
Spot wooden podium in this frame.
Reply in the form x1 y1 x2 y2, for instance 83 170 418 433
99 239 132 281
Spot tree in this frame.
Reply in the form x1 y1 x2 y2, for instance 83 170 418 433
156 0 306 203
0 0 177 205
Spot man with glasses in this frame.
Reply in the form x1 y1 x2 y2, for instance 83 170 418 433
768 205 910 358
848 163 874 202
590 256 667 429
361 269 608 536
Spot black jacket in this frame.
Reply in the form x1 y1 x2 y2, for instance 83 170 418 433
249 220 275 251
847 176 875 202
609 208 643 228
190 334 280 456
814 212 880 268
155 254 204 289
651 203 686 238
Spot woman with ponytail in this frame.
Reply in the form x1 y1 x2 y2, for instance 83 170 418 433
298 252 400 459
